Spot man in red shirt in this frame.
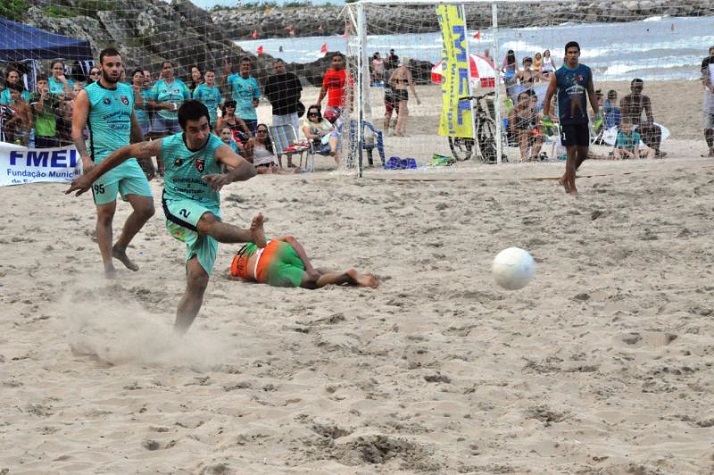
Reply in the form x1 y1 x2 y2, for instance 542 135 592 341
316 52 353 123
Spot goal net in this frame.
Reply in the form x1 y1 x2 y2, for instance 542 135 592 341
1 0 713 171
342 0 714 168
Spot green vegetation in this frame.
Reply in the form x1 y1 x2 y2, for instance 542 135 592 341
0 0 28 22
43 5 76 18
76 0 116 14
283 1 313 7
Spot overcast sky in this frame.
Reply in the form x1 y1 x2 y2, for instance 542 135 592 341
190 0 343 9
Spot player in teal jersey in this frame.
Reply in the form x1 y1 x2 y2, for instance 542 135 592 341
192 69 222 131
221 57 260 134
72 47 156 278
67 100 262 334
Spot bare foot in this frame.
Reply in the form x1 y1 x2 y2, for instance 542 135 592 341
104 264 117 279
112 245 138 271
558 176 571 194
251 213 267 248
347 269 380 288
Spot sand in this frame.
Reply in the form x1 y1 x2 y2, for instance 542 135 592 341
1 80 713 474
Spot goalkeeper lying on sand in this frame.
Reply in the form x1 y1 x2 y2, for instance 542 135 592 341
230 235 379 289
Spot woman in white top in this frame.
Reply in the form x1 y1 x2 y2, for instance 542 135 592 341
302 105 340 164
540 49 557 79
248 124 279 173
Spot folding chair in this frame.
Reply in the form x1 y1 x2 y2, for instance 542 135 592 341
268 124 310 170
347 119 386 168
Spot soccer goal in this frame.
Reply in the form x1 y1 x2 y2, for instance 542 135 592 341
342 0 714 171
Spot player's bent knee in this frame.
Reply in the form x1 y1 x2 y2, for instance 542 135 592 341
195 212 220 235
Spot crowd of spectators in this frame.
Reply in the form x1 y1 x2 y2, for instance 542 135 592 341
0 53 358 171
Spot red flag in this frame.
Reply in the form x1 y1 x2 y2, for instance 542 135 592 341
257 45 264 55
320 43 327 54
473 30 481 40
252 30 258 39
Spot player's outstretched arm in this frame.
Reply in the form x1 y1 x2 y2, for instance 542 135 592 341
66 140 161 196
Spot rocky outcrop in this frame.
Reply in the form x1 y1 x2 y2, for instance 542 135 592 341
13 0 714 88
211 1 714 39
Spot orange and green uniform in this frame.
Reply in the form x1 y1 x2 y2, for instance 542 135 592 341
231 239 305 287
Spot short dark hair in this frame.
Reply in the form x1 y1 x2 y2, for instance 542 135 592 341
607 89 617 99
631 78 644 86
240 57 252 65
36 74 48 82
99 47 121 64
131 68 143 78
564 41 580 53
177 100 210 129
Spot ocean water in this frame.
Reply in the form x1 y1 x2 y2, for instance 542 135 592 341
235 15 714 81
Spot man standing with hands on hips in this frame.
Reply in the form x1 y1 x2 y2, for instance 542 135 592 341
543 41 599 196
71 47 155 278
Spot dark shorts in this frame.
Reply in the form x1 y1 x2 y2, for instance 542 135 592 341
242 119 258 135
560 124 590 147
394 89 408 102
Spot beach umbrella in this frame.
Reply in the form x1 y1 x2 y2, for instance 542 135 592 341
431 53 497 89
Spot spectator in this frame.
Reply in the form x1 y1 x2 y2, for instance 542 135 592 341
217 100 252 144
383 82 399 135
533 52 542 79
30 75 60 148
246 123 281 174
620 78 665 157
192 68 222 131
517 56 537 87
222 57 261 134
387 57 420 137
372 52 385 85
302 105 340 164
3 83 32 145
87 66 101 84
187 64 203 94
540 49 557 80
613 117 655 159
131 68 151 139
386 49 399 71
317 52 353 124
263 58 303 168
219 125 246 157
56 91 76 146
702 45 714 158
509 90 543 162
0 68 31 105
603 89 621 129
502 50 518 86
49 60 75 99
149 60 191 137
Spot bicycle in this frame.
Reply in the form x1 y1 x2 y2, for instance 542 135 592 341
448 91 506 163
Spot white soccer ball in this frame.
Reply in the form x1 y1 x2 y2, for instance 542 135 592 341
492 247 536 290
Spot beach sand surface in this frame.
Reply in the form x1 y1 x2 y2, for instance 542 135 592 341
1 80 713 474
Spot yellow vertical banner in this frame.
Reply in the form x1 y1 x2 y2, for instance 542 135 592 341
436 4 473 138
